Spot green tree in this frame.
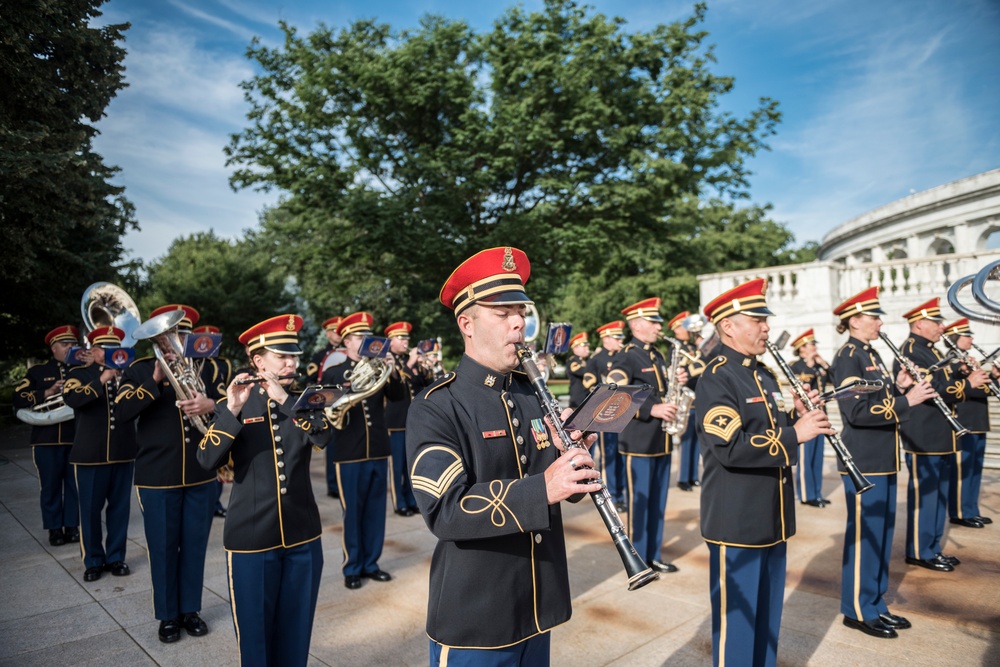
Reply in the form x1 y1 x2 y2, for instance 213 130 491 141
0 0 136 359
141 231 291 360
227 0 793 352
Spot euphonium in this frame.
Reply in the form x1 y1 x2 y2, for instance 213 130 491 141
324 356 392 429
133 310 212 434
16 392 74 426
658 335 695 435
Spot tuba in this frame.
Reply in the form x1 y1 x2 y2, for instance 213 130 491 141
324 356 392 429
133 310 212 434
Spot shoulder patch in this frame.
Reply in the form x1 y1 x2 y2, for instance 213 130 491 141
703 405 742 442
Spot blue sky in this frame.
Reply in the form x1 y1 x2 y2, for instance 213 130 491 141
93 0 1000 264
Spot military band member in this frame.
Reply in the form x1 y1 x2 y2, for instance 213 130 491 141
321 312 406 589
583 321 627 510
13 326 80 546
830 287 934 638
385 321 433 517
406 246 601 666
894 298 988 572
194 324 232 518
116 305 218 643
790 329 830 507
696 278 831 667
943 318 993 528
62 326 137 583
566 331 590 409
197 314 332 667
309 316 344 500
607 298 686 574
669 311 704 492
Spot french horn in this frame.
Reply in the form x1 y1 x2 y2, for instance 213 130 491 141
324 356 392 429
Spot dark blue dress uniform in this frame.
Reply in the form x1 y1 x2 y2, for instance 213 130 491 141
197 314 332 667
62 326 137 577
566 332 590 409
406 355 572 651
892 301 965 566
13 328 79 541
697 278 798 667
789 331 827 506
583 322 626 506
320 311 406 582
385 325 433 516
944 319 992 525
116 348 219 626
829 312 912 628
607 298 674 569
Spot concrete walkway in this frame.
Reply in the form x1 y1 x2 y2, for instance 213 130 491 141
1 423 997 666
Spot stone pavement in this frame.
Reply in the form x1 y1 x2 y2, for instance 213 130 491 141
1 424 998 666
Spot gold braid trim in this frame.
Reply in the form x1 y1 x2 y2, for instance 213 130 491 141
750 429 789 466
870 397 897 421
460 479 523 531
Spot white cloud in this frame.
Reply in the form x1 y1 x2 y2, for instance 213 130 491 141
167 0 259 41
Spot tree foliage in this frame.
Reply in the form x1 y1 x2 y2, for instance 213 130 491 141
140 231 292 360
0 0 137 359
227 0 795 354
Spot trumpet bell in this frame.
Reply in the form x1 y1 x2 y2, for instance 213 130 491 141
81 282 142 347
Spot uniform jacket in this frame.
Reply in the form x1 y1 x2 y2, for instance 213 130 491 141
62 364 136 464
829 337 910 475
405 354 571 648
385 353 434 431
607 341 672 456
305 343 332 385
893 334 964 455
115 358 219 488
790 358 827 394
321 358 406 462
197 388 333 552
13 358 75 446
582 348 616 392
696 344 800 547
681 341 707 392
566 354 589 408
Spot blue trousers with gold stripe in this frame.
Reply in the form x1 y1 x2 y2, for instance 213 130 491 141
75 462 133 569
949 432 986 521
708 541 786 667
389 430 417 512
678 411 700 485
32 444 78 530
625 454 670 564
137 483 215 620
337 459 388 576
905 453 950 560
840 474 895 621
429 633 550 666
228 539 323 667
794 435 825 502
600 433 625 504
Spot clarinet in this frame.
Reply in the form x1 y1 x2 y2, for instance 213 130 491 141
877 332 969 436
514 344 658 591
764 341 874 494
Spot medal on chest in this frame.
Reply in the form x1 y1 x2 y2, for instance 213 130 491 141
530 418 550 450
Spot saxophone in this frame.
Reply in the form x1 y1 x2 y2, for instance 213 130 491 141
659 336 695 435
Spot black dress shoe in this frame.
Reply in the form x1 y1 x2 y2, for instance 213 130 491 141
677 482 692 491
691 480 701 487
905 556 953 572
213 509 227 518
936 553 960 566
650 560 678 573
878 612 911 629
107 561 130 576
344 575 363 589
83 566 103 582
182 612 208 636
63 527 80 543
158 618 181 643
802 499 826 508
49 529 66 546
843 616 898 638
818 497 832 506
976 515 992 525
362 569 392 582
949 517 984 528
394 508 415 517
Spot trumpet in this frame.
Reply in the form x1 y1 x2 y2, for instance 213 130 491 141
515 343 658 591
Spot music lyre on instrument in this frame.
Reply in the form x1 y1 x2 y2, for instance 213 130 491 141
515 343 658 591
766 331 874 494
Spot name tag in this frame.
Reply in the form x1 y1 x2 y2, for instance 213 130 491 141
243 416 265 424
482 429 507 439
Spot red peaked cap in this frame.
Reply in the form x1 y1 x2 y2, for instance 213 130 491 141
322 316 342 331
703 278 774 325
239 314 303 355
943 318 972 336
45 326 80 346
87 326 125 348
596 321 626 339
384 321 413 338
902 298 944 323
337 311 375 337
439 247 532 316
833 286 886 320
667 311 689 331
621 297 663 322
570 332 589 347
192 325 220 334
791 329 816 350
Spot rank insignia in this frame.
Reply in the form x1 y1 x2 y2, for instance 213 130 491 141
530 418 550 450
484 374 496 387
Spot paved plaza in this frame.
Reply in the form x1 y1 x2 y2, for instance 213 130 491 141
1 423 997 666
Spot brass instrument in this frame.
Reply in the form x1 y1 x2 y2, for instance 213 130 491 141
657 334 694 435
16 392 74 426
941 336 1000 404
81 282 142 347
515 343 658 591
133 310 212 434
947 259 1000 325
324 356 392 429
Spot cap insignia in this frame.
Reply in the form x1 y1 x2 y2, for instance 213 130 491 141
484 374 496 387
286 316 295 331
502 247 516 272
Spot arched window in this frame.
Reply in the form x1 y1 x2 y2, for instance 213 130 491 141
980 226 1000 250
928 237 955 255
885 245 908 260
